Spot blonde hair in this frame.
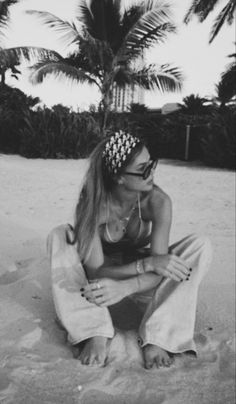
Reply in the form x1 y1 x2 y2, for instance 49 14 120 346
68 135 144 262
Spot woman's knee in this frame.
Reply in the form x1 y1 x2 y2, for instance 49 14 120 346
191 234 213 264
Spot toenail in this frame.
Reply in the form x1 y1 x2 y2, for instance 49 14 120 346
80 288 84 291
81 293 84 297
189 268 192 272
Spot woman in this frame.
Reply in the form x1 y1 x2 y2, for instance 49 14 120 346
47 130 212 369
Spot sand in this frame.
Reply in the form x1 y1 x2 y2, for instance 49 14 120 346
0 154 235 404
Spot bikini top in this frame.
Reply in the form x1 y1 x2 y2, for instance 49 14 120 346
100 193 151 254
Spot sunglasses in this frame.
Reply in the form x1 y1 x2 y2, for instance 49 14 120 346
124 159 158 180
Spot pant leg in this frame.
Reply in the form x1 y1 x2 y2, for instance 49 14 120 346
47 224 115 345
138 234 213 353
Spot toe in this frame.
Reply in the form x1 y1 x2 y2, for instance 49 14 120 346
145 360 153 369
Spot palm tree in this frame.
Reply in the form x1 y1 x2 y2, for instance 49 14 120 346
27 0 183 132
0 0 60 85
184 0 236 43
180 94 209 116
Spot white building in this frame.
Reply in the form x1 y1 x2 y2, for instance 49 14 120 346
111 82 145 112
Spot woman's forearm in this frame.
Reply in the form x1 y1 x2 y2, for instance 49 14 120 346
89 258 162 297
89 255 154 281
90 260 139 280
122 272 163 296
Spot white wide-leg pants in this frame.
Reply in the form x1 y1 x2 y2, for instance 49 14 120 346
47 225 212 353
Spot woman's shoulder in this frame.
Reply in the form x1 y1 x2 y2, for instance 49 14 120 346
142 185 172 220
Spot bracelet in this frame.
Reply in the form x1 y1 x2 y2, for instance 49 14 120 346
136 259 145 274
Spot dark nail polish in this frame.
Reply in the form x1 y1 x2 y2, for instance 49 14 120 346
186 278 190 281
180 280 183 282
81 293 84 297
189 268 192 272
80 288 84 292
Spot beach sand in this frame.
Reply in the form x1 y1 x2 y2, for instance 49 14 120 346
0 154 235 404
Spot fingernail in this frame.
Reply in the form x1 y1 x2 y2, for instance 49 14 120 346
186 278 190 281
80 288 84 292
81 293 84 297
180 280 183 282
189 268 192 272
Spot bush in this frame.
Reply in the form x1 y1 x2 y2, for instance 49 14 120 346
0 84 39 153
200 107 236 169
19 108 102 158
0 83 235 169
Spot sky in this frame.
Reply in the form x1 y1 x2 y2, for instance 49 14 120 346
2 0 235 110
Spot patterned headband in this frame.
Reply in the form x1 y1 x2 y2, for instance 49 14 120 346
102 130 141 175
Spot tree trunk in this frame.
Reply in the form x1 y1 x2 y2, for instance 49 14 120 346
101 82 113 136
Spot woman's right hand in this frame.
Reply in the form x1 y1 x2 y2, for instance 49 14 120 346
149 254 191 282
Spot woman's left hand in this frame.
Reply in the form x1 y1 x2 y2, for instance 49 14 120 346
81 278 127 307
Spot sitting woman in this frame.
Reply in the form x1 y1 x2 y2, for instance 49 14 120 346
47 131 212 369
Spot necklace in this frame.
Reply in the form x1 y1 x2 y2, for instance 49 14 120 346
119 205 136 233
106 194 139 242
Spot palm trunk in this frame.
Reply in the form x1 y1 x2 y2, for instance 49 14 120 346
101 81 113 135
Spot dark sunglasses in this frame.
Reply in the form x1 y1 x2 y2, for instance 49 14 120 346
124 159 158 180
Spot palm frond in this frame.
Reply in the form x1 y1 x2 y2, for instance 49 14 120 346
79 0 122 44
0 0 18 20
209 1 236 42
26 10 79 48
184 0 219 23
0 46 61 68
124 0 176 57
29 60 100 88
0 0 19 44
126 63 183 92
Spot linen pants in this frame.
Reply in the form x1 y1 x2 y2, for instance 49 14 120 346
47 224 212 353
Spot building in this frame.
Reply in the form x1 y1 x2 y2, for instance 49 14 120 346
111 82 145 112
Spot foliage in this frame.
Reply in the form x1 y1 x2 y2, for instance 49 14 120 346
0 83 235 169
129 103 149 114
27 0 183 131
0 0 60 84
180 94 210 116
215 51 236 105
19 108 101 158
0 84 39 152
200 106 236 169
184 0 236 43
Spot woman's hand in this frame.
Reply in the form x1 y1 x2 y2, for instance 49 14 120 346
81 278 128 307
150 254 191 282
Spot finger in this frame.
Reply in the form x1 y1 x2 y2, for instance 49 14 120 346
83 289 103 299
169 265 187 280
171 254 190 270
94 295 106 304
83 282 104 293
164 269 181 282
172 261 190 276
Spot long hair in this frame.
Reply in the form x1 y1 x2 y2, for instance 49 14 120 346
68 135 144 263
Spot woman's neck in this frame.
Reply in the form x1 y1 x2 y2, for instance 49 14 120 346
110 186 138 211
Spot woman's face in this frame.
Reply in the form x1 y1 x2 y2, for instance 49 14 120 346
120 146 156 192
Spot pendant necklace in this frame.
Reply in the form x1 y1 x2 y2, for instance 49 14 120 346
106 194 139 242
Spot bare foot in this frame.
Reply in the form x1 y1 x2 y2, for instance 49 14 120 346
143 344 173 369
78 336 109 366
